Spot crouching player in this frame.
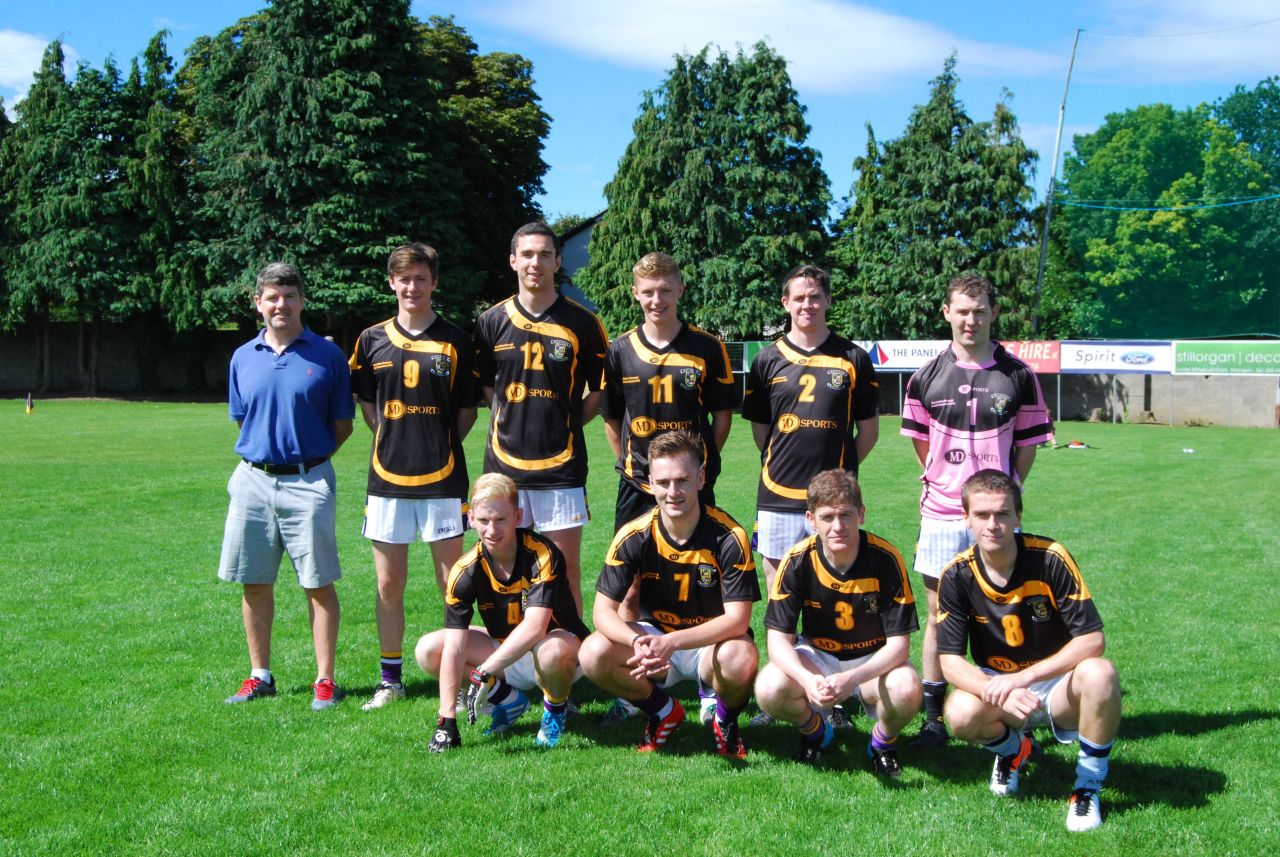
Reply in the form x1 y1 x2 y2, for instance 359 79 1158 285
579 430 760 757
754 470 921 775
939 470 1120 832
415 474 588 751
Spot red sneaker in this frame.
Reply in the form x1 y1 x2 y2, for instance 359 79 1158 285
637 699 685 752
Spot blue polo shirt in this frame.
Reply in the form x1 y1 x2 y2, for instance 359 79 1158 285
228 327 355 465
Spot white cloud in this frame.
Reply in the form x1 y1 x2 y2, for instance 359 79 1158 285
0 29 80 114
153 17 196 32
1076 1 1280 84
471 0 1060 93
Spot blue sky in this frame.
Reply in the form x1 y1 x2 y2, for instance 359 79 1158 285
3 1 1278 219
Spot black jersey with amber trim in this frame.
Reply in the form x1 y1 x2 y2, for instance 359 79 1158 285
596 506 759 633
474 295 607 489
765 531 917 660
602 324 740 491
443 528 589 641
742 334 879 513
349 316 479 499
936 533 1102 674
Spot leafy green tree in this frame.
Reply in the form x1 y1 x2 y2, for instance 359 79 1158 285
418 15 550 309
190 0 468 333
577 43 831 338
830 56 1039 340
1054 104 1276 337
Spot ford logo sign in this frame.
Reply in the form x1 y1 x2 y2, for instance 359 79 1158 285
1120 351 1154 365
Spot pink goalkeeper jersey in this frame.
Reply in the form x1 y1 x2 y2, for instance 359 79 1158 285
900 344 1054 519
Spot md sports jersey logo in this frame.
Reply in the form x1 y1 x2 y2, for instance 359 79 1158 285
428 355 451 376
505 382 557 402
943 448 1000 465
630 416 658 437
678 368 701 390
825 369 848 389
547 339 572 361
651 610 710 627
384 400 441 419
697 564 717 587
778 413 839 433
811 636 884 654
987 655 1041 672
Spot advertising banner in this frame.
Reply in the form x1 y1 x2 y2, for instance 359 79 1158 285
1173 340 1280 375
1003 341 1061 373
1060 341 1172 374
855 340 950 373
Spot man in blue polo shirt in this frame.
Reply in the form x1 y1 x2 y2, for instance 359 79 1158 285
218 262 355 711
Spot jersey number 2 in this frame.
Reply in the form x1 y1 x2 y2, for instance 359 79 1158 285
797 373 816 403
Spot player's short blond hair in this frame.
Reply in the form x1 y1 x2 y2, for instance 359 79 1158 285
632 252 682 284
470 473 518 508
647 429 704 469
806 469 864 512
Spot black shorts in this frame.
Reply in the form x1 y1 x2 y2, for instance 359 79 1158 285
614 478 716 532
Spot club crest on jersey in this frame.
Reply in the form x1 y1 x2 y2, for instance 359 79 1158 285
1028 596 1051 621
547 339 572 361
990 393 1012 417
825 369 848 390
678 367 700 390
865 593 881 613
520 590 529 611
697 564 717 587
429 354 451 376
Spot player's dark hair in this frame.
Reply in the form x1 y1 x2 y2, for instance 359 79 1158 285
647 429 705 469
806 469 863 512
255 262 304 298
387 243 440 279
945 273 998 309
961 469 1022 515
510 221 561 256
781 264 830 298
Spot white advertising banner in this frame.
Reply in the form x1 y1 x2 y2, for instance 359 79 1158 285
1060 341 1173 374
855 340 950 373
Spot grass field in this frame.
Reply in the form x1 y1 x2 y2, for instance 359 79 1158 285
2 399 1278 856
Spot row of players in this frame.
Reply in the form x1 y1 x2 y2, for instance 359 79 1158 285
215 223 1118 831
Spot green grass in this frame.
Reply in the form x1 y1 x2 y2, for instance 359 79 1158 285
2 399 1278 855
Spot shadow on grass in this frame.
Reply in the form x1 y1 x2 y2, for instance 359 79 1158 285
1120 708 1280 740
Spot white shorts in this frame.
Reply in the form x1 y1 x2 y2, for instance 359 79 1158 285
362 495 464 544
793 639 876 719
981 668 1077 744
491 634 584 692
518 487 589 532
914 516 975 578
635 621 707 689
756 510 814 561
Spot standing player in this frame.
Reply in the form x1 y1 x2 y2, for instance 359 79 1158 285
602 252 739 527
578 431 761 757
901 274 1054 750
599 252 740 727
755 470 921 775
349 243 480 711
742 264 879 593
473 222 608 609
415 474 589 751
219 263 354 711
939 470 1119 832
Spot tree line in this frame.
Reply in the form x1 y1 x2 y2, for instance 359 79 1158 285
2 1 1276 394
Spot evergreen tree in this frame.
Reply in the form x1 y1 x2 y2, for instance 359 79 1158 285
830 57 1038 340
577 43 831 338
191 0 467 333
418 15 550 309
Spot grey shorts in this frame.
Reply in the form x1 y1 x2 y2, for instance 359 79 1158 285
217 460 342 589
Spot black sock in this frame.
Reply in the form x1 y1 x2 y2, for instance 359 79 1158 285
923 681 947 722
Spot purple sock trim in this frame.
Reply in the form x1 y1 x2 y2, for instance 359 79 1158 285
380 661 403 685
715 698 742 724
543 697 568 714
871 724 897 749
487 678 516 705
